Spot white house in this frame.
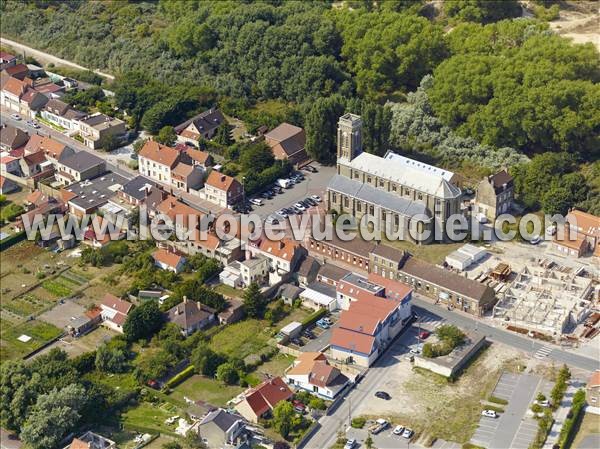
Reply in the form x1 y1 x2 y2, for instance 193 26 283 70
99 293 133 333
152 248 186 274
138 140 181 185
285 352 349 400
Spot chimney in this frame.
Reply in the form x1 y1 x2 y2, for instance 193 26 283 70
183 295 188 304
566 221 571 240
221 175 226 182
278 241 285 250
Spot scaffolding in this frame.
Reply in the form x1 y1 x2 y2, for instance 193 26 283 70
493 260 593 336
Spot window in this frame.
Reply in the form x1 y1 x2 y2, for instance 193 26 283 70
405 189 411 196
379 179 384 187
367 176 372 183
344 197 349 207
392 184 397 192
418 193 423 200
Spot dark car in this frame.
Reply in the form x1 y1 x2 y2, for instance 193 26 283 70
305 197 316 206
375 391 391 400
303 165 317 173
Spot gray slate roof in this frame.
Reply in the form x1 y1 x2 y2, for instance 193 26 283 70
122 175 159 201
199 409 244 432
60 151 105 172
328 174 431 219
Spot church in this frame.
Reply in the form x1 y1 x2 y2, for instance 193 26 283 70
326 113 463 243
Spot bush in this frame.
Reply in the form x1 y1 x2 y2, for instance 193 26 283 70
488 395 509 406
557 389 586 449
351 417 366 429
165 365 194 388
301 309 328 327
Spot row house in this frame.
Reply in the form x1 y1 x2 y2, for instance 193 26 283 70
55 151 106 185
203 170 244 208
1 76 48 119
41 98 86 132
78 113 126 150
246 236 304 285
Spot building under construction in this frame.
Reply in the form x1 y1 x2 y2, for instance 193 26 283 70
493 260 594 336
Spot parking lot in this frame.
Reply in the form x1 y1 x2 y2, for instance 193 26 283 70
470 372 551 449
248 163 335 219
345 426 462 449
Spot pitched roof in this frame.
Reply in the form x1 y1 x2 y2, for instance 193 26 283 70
242 377 293 417
330 327 376 355
489 170 513 188
25 190 47 205
257 237 299 262
101 293 133 315
2 76 26 96
265 123 306 157
0 125 29 149
184 147 211 165
400 255 493 302
167 298 212 330
121 176 158 201
68 438 89 449
59 151 104 172
338 311 381 335
155 195 204 225
175 108 225 135
368 273 413 302
138 140 180 168
22 150 47 165
24 134 67 160
588 370 600 388
317 263 350 282
4 63 28 77
172 162 195 179
0 51 16 62
567 209 600 238
153 248 184 269
206 170 240 192
200 409 244 433
370 244 405 263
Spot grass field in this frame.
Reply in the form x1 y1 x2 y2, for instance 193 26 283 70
0 319 62 362
41 275 80 297
209 318 273 359
570 412 600 449
121 401 179 437
171 374 244 407
385 237 462 264
255 352 295 378
213 283 244 298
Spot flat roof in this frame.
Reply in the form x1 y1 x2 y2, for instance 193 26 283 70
67 172 128 210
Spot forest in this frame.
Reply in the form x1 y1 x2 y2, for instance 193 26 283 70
1 0 598 214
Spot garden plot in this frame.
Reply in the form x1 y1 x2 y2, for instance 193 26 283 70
0 319 62 362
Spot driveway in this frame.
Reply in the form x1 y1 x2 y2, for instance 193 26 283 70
470 372 549 449
38 299 86 329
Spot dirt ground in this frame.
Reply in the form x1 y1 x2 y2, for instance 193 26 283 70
354 343 526 443
546 1 600 51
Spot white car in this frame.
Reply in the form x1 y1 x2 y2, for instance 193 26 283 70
249 198 263 206
393 425 405 435
10 113 21 120
481 410 498 418
311 195 322 202
409 348 421 355
265 215 279 225
276 209 288 218
402 428 414 439
535 399 550 407
344 439 356 449
294 202 306 211
530 235 542 245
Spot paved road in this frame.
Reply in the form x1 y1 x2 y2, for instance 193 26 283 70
1 36 114 81
1 112 134 181
411 296 600 372
301 297 599 449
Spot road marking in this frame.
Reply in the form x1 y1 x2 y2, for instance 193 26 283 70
535 345 553 359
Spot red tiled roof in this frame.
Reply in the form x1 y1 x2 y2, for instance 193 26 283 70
68 438 89 449
368 273 413 301
4 63 28 77
2 76 26 96
257 237 299 262
25 190 46 205
567 209 600 238
139 140 180 168
152 248 184 269
338 311 381 335
184 147 211 165
206 170 239 192
589 370 600 388
100 293 132 315
24 134 67 160
155 195 204 225
330 327 376 355
243 377 293 417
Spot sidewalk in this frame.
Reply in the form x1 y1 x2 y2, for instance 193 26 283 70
542 379 586 449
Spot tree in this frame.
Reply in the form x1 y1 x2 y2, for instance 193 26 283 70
216 362 239 385
243 282 267 319
191 345 226 377
95 343 129 373
20 384 87 449
272 401 295 438
444 0 522 23
305 95 345 164
214 123 233 146
239 142 274 173
162 442 183 449
156 126 177 146
123 301 164 342
365 433 374 449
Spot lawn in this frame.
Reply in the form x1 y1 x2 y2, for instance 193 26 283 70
254 353 295 378
385 237 463 264
570 412 600 449
121 401 179 437
171 375 244 407
0 319 62 362
213 283 244 298
209 318 274 359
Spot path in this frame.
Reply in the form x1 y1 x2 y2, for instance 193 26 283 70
0 36 115 81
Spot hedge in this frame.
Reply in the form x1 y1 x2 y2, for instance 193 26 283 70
557 389 586 449
164 365 194 388
301 308 328 327
0 231 26 251
488 395 509 406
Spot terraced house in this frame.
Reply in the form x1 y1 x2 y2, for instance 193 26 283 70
327 113 463 242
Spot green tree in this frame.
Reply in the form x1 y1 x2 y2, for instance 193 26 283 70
20 384 87 449
243 282 267 319
156 126 177 146
162 442 183 449
444 0 522 23
305 95 345 164
272 401 295 438
214 123 233 146
123 301 164 342
365 433 374 449
239 142 274 173
191 345 226 377
216 362 239 385
95 343 129 373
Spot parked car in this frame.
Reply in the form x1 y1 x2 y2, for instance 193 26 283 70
369 418 389 435
249 198 263 206
275 209 288 218
419 331 430 339
291 338 304 347
316 319 330 329
303 330 314 339
322 317 333 326
530 235 542 245
535 399 550 408
292 400 306 414
375 391 391 400
265 215 279 225
481 410 498 418
344 439 356 449
10 113 21 120
402 428 414 439
311 195 322 202
393 425 405 435
305 197 317 206
294 202 306 211
410 348 421 355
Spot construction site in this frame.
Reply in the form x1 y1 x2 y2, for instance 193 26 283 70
492 259 595 338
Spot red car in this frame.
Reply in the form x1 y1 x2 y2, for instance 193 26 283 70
419 331 430 339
